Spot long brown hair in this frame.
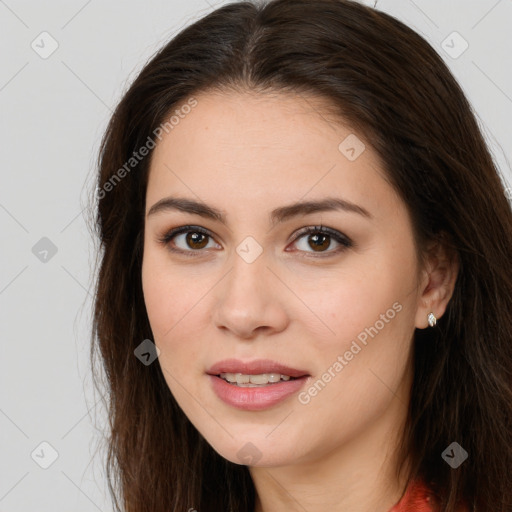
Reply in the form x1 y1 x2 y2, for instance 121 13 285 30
88 1 512 510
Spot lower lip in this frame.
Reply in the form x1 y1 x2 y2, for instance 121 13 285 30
208 375 309 411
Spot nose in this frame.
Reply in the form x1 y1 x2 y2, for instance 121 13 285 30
212 250 289 340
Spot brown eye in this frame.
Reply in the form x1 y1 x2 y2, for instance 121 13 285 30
306 233 331 252
158 225 219 255
184 232 209 250
158 224 352 258
290 225 353 256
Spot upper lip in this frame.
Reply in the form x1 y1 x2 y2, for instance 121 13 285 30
207 359 309 378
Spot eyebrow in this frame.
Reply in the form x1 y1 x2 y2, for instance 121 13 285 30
146 196 372 225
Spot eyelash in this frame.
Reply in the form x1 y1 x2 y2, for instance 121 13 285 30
157 224 353 258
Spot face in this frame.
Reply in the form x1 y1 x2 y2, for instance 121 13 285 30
141 90 425 468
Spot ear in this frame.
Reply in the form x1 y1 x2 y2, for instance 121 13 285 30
415 236 459 329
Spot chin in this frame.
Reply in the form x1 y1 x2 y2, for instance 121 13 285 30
199 429 301 467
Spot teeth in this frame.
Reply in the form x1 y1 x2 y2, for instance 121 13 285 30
220 372 294 385
236 374 250 384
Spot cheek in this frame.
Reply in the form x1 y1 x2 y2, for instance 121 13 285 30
141 248 215 380
141 255 203 394
298 258 415 352
142 246 194 332
293 255 418 410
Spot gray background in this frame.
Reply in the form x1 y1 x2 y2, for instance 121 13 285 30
1 0 511 510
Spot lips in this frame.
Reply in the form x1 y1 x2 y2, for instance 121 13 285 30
207 358 310 378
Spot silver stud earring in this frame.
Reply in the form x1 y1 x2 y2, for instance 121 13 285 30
427 312 437 327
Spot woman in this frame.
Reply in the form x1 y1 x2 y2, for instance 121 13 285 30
90 0 512 511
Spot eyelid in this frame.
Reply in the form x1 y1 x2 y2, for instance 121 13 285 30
157 224 353 257
289 225 352 248
156 225 218 257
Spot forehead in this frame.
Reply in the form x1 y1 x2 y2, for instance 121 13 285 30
152 89 355 157
145 89 398 224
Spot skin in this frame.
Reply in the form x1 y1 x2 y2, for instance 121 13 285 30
141 90 459 512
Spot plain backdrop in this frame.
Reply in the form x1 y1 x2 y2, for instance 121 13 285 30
1 0 511 510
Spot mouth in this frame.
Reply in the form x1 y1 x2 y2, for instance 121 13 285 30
206 359 310 410
216 372 300 387
207 358 310 381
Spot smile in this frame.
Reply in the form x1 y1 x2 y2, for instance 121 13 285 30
219 372 295 386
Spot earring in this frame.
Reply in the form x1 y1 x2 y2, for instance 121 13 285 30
427 312 437 327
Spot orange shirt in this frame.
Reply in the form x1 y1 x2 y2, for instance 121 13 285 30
387 479 469 512
387 479 435 512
